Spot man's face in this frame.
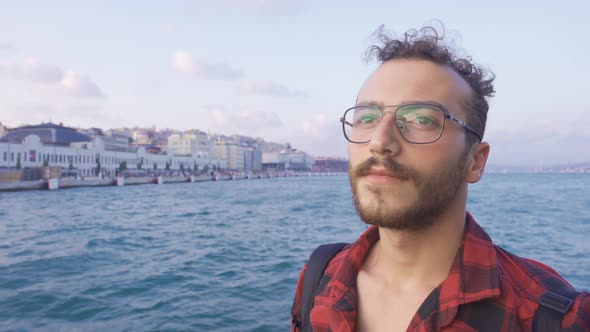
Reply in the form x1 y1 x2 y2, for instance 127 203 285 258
348 59 474 230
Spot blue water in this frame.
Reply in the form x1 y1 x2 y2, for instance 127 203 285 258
0 174 589 331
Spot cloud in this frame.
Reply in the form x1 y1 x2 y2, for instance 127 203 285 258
60 71 106 98
239 80 307 97
22 58 63 83
1 100 114 129
302 112 329 135
214 110 283 128
294 112 346 157
206 105 283 133
223 0 310 15
0 57 105 98
172 51 243 80
173 51 194 73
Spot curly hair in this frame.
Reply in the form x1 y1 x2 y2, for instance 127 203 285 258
366 25 495 145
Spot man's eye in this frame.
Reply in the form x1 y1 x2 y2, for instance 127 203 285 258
358 115 378 124
414 116 439 127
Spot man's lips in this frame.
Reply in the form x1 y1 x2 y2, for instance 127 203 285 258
362 168 407 184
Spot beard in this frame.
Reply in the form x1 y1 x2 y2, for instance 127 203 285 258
349 155 467 231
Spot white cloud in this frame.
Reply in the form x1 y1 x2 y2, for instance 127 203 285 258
206 105 283 134
302 112 328 135
238 110 283 127
292 111 347 157
173 51 194 73
1 100 114 129
60 71 105 98
22 58 63 83
239 80 307 97
212 108 230 127
172 51 243 80
0 57 105 98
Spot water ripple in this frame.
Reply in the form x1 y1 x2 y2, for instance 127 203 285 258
0 174 588 331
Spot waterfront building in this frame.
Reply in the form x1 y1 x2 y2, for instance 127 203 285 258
212 141 246 171
313 157 349 172
104 130 133 150
262 152 285 171
244 147 262 172
262 149 313 171
0 123 7 138
209 134 262 172
167 131 212 159
131 129 152 145
0 123 225 178
282 150 314 171
151 128 175 150
80 128 133 152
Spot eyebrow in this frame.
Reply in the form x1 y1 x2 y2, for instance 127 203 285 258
355 100 384 107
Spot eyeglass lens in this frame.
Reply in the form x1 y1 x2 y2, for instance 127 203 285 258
343 105 445 144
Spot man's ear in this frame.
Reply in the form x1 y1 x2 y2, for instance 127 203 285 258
465 142 490 184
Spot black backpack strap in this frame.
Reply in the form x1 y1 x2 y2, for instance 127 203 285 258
297 243 348 332
533 288 580 331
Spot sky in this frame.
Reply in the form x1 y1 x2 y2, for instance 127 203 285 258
0 0 589 166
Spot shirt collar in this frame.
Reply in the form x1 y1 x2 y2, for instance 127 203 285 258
328 212 501 322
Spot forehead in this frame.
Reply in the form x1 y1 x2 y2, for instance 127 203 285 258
357 59 472 117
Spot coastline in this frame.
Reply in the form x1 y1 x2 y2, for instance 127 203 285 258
0 171 348 192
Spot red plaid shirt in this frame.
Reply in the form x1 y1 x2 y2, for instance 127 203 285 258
291 213 590 331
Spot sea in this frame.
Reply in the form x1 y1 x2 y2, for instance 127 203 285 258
0 174 589 331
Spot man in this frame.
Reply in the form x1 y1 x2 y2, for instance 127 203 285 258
291 26 589 331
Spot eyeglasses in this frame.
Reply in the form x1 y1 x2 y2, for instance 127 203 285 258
340 102 482 144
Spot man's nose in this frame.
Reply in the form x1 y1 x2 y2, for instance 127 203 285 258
368 112 402 157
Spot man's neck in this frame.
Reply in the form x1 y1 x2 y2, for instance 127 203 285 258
363 205 467 290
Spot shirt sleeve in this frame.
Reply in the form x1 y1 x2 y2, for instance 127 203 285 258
290 263 308 332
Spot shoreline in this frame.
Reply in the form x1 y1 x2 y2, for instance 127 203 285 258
0 172 348 192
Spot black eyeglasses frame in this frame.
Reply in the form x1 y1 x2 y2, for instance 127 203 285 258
339 102 483 144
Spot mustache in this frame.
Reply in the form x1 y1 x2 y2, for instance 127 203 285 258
353 157 418 181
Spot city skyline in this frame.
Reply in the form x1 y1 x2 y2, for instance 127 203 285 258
1 1 589 166
0 120 317 156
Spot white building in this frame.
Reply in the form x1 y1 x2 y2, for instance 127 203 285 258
212 142 247 171
283 150 314 171
132 130 151 145
104 130 133 150
262 152 285 171
0 123 225 177
167 131 212 159
244 148 262 172
262 149 313 171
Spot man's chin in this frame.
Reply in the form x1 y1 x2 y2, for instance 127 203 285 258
356 180 413 203
356 207 434 230
353 192 438 230
355 199 407 228
356 209 408 229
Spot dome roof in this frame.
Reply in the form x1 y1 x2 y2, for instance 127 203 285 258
0 122 91 145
